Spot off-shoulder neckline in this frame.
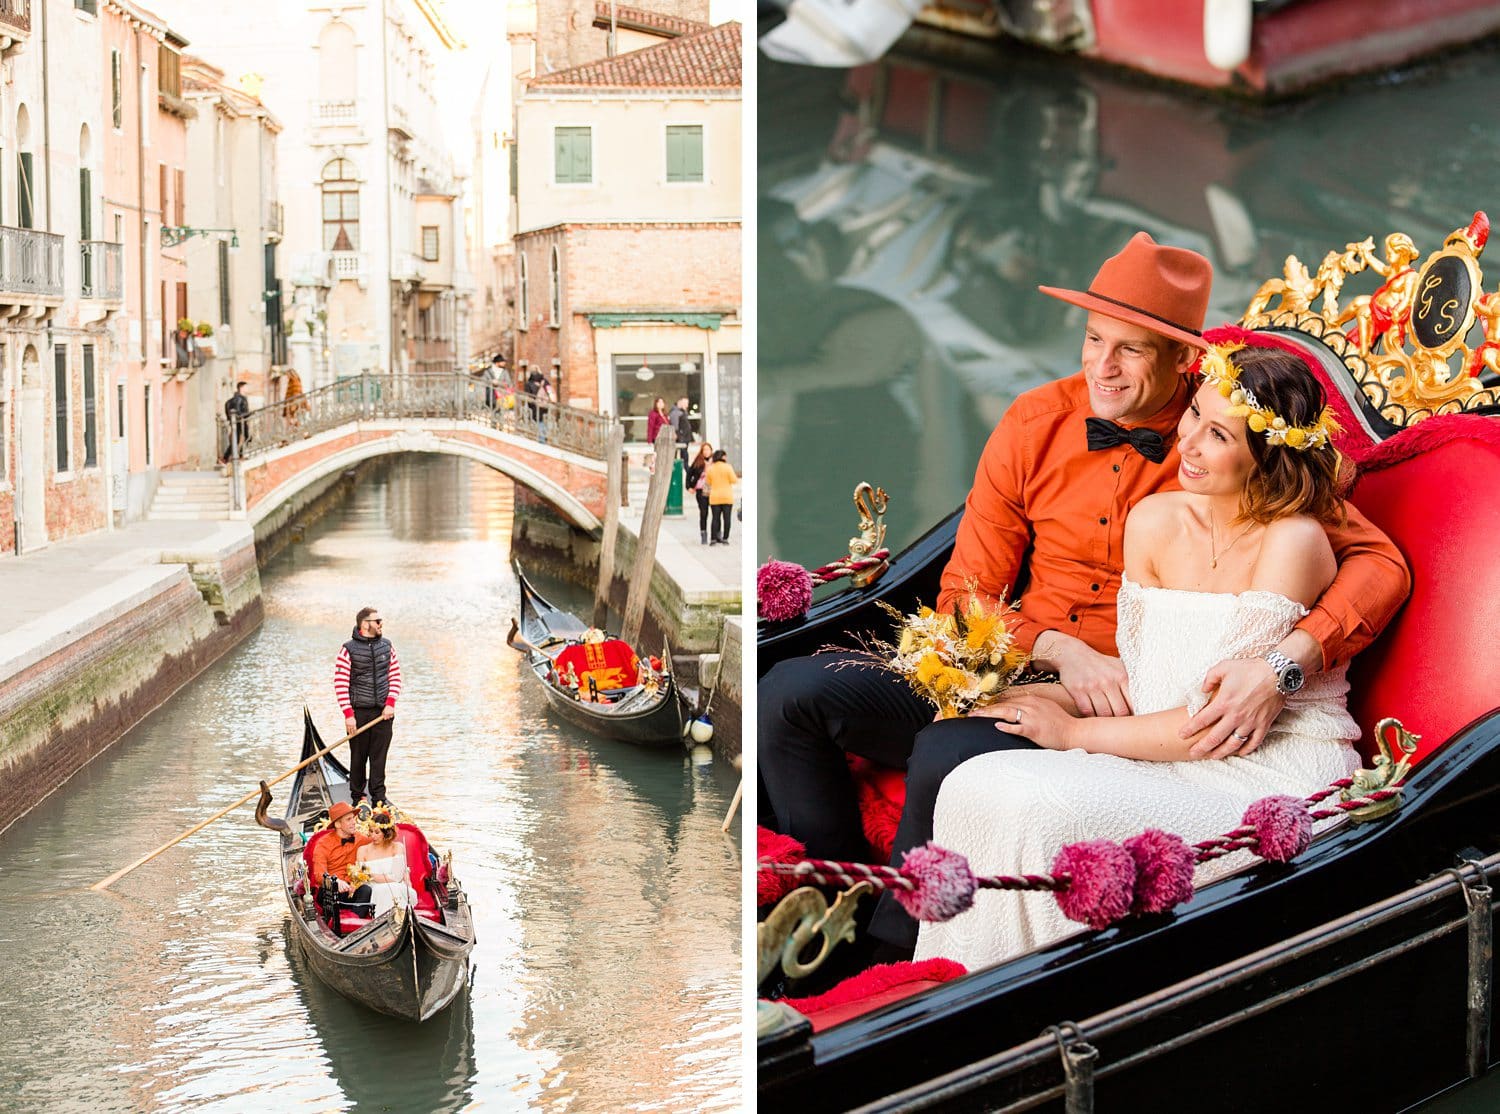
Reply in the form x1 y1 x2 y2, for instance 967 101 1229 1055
1119 573 1308 612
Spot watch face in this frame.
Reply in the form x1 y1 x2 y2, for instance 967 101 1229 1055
1282 664 1305 693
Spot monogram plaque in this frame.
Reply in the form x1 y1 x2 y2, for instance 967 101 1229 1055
1411 251 1477 351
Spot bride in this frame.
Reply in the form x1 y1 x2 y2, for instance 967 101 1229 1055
355 809 420 915
917 328 1376 969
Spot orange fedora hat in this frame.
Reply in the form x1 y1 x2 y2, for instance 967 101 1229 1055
1039 232 1212 350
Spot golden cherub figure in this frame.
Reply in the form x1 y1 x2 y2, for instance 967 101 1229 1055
1335 232 1421 355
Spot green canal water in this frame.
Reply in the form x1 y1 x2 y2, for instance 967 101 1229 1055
0 455 741 1112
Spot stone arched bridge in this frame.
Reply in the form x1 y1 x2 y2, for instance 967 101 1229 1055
219 375 612 530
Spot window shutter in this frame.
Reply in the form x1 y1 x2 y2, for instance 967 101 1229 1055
666 129 683 182
18 152 34 229
576 129 591 182
555 129 570 182
80 168 92 240
686 128 703 181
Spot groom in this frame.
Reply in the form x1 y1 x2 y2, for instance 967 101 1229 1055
758 231 1412 957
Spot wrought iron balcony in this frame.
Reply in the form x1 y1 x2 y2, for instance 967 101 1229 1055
0 226 64 299
80 240 123 301
0 0 30 37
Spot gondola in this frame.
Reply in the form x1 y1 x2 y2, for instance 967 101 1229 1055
255 710 476 1022
757 214 1500 1110
508 560 687 746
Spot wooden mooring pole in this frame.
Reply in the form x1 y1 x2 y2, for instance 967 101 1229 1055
622 427 675 647
592 422 625 628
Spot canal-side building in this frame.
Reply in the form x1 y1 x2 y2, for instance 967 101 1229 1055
179 58 285 468
147 0 474 388
510 19 743 462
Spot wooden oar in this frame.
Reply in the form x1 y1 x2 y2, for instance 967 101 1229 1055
721 779 743 833
90 715 385 892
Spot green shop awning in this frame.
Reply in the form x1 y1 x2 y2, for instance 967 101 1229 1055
587 312 722 330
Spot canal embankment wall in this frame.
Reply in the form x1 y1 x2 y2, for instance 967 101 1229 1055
0 465 369 831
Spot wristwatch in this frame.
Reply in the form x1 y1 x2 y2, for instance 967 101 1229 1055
1265 649 1306 695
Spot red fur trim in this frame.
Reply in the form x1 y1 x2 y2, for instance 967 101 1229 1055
757 825 808 907
849 756 904 863
782 959 968 1015
1352 412 1500 479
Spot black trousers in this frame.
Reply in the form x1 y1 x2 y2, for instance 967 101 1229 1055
758 653 1041 949
349 707 394 806
697 491 711 532
711 503 732 542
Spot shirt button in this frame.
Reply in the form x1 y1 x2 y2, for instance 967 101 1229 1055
1112 464 1121 473
1099 516 1108 525
1068 614 1078 622
1090 583 1100 592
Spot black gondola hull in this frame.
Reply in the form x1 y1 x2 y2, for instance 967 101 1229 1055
513 562 687 746
269 712 476 1023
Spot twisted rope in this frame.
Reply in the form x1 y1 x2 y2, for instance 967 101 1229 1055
808 548 891 586
758 778 1403 897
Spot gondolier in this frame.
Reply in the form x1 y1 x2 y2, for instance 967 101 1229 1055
334 607 403 807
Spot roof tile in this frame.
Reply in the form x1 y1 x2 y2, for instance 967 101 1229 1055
529 21 740 91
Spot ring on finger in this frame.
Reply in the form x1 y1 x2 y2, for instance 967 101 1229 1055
1232 730 1251 741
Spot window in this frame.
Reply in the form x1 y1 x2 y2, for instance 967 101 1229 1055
80 168 93 293
17 151 33 229
159 163 167 230
143 384 153 466
321 158 360 251
83 346 97 468
517 253 528 331
218 240 231 326
421 225 439 262
548 246 560 327
553 126 591 184
116 382 126 444
158 44 181 98
75 0 97 14
54 345 69 473
174 168 184 226
665 125 704 183
111 52 123 128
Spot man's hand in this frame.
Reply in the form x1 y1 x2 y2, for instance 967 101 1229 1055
381 706 395 720
1182 658 1284 758
336 878 352 895
345 715 357 733
1035 631 1131 718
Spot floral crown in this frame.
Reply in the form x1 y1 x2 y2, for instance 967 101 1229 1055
1196 338 1341 451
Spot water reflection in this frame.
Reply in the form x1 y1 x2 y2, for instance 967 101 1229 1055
759 43 1500 564
0 454 740 1112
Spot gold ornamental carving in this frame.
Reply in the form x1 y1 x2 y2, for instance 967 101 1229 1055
1244 212 1500 425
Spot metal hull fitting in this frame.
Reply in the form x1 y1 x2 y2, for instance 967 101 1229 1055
261 710 477 1023
512 561 687 747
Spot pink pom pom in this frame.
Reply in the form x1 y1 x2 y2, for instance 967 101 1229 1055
895 843 978 922
436 862 451 886
1052 839 1136 930
292 878 307 898
758 559 814 622
1123 829 1196 915
1243 795 1312 862
757 825 808 908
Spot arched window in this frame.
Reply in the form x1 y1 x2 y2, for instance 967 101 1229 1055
16 104 34 229
321 159 359 251
318 20 357 102
518 253 529 331
548 246 560 327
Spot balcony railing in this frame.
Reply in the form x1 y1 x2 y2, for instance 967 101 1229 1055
312 99 358 125
0 226 64 298
80 240 123 300
329 251 365 281
0 0 30 36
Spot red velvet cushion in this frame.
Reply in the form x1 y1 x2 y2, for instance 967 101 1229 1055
782 959 968 1031
1346 435 1500 765
395 823 440 915
554 640 640 691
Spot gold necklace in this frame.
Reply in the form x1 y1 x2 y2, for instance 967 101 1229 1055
1209 508 1256 569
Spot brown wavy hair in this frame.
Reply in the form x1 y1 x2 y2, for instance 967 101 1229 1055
1230 345 1347 526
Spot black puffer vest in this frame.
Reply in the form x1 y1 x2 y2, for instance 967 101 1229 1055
343 629 393 708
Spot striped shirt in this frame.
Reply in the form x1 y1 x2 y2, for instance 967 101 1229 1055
335 644 403 718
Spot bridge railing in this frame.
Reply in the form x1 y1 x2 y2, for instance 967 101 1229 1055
216 373 613 469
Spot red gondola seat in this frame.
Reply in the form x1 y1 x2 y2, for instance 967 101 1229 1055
303 821 445 933
554 639 640 695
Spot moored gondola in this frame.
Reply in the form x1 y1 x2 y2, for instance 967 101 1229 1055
509 560 687 746
255 710 475 1022
758 214 1500 1110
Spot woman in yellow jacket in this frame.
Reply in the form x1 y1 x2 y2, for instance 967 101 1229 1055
704 450 738 545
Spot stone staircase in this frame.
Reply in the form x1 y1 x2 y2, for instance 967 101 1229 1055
148 471 233 520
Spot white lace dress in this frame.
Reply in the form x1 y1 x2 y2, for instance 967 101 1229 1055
361 847 418 916
914 577 1363 969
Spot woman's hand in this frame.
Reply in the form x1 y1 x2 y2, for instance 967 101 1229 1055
989 691 1079 751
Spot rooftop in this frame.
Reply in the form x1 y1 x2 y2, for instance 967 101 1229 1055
591 1 709 39
529 21 740 92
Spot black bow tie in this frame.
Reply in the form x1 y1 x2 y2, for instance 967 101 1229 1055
341 836 356 845
1085 417 1168 463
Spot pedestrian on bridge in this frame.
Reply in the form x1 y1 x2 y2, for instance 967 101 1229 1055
222 381 251 462
334 606 404 808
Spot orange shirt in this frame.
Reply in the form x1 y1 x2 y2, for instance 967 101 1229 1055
311 831 372 886
705 460 738 505
937 371 1410 670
